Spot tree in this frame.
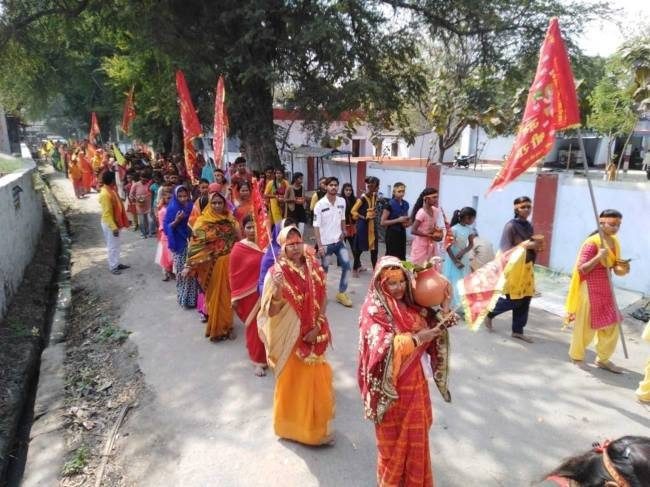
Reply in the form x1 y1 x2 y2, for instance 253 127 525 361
0 0 610 168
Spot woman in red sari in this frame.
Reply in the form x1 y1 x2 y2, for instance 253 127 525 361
229 214 268 376
358 256 455 487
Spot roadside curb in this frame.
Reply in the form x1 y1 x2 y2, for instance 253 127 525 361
20 168 73 487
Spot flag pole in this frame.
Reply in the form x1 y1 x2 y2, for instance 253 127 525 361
575 128 629 359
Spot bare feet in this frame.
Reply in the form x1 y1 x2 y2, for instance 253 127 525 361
227 328 237 340
254 365 266 377
484 316 493 332
595 359 623 374
511 332 534 343
352 269 360 278
320 434 336 446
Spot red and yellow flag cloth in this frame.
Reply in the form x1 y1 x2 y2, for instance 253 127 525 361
121 86 136 135
487 17 580 193
175 70 203 185
457 246 526 331
88 112 101 144
251 177 270 251
213 76 227 170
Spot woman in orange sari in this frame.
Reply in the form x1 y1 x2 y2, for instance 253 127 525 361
78 150 94 194
185 191 240 341
258 226 335 445
358 256 455 487
229 214 267 376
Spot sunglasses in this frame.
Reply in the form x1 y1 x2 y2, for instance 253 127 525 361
518 205 532 209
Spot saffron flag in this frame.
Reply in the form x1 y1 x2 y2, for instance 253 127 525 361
487 17 580 193
121 86 136 134
213 76 227 169
251 177 270 251
112 143 127 167
457 246 526 331
175 70 203 185
88 112 101 144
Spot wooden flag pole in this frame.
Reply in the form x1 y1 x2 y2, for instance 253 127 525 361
575 128 629 359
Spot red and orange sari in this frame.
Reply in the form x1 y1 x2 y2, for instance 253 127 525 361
229 239 266 365
258 226 334 445
358 256 451 487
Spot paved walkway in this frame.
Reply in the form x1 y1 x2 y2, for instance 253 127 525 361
48 170 649 487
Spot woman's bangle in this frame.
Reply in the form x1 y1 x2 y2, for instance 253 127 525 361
412 334 421 347
271 294 283 304
316 333 327 344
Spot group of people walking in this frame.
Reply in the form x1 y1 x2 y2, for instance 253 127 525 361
80 146 649 487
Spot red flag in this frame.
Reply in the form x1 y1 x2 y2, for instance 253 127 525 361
213 76 227 170
121 86 136 134
457 246 526 330
175 70 202 184
88 112 101 144
487 18 580 193
251 177 270 250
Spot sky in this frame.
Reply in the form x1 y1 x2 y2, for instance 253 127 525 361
576 0 650 56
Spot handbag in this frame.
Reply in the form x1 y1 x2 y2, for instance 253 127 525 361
345 223 357 238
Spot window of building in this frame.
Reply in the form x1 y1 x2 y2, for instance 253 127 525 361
352 139 360 157
391 142 399 157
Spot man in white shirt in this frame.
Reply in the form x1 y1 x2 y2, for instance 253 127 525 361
313 177 353 307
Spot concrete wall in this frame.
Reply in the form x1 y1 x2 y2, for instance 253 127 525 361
360 160 649 294
0 155 43 318
550 176 649 294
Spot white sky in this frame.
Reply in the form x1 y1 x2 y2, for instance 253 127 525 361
576 0 650 56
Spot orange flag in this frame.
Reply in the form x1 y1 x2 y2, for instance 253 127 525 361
121 86 136 134
175 70 203 184
88 112 101 144
251 177 270 250
487 17 580 193
213 76 227 170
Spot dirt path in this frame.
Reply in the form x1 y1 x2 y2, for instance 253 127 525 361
47 170 649 486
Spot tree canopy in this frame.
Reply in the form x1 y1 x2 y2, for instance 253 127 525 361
0 0 610 167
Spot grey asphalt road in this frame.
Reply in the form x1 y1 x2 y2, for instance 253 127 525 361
49 171 649 487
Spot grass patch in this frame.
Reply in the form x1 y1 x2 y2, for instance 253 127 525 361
97 324 130 344
0 158 23 176
6 318 39 339
62 445 89 477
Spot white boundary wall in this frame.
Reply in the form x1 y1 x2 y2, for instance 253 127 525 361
361 162 649 294
0 156 43 318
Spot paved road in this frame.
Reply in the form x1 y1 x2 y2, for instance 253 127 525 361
48 170 649 487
